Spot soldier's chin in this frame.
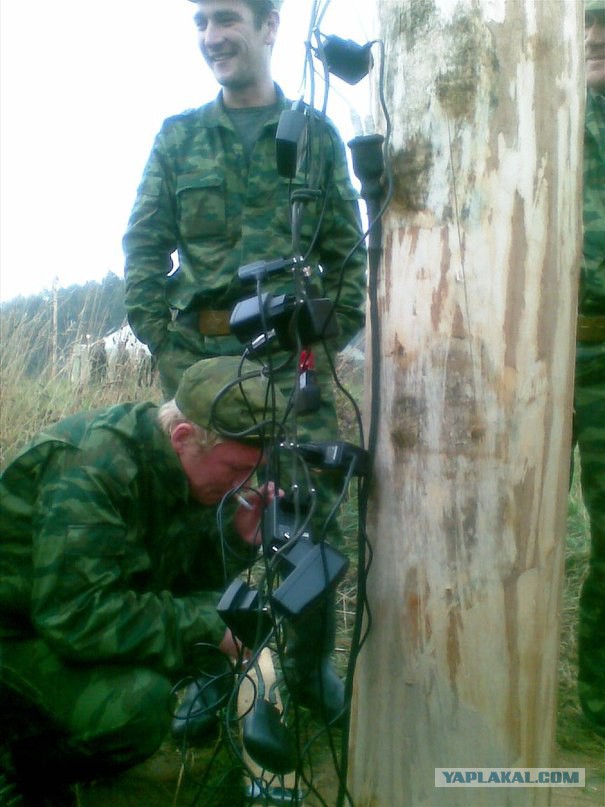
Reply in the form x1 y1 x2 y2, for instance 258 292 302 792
216 72 250 90
212 62 234 82
192 489 221 505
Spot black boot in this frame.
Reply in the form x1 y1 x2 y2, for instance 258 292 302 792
9 738 77 807
282 594 347 727
1 691 77 807
171 656 234 745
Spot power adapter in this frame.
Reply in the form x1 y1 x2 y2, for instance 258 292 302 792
217 580 272 650
348 133 385 202
318 35 373 85
230 293 339 352
296 441 371 476
271 537 349 618
276 104 308 178
262 496 313 555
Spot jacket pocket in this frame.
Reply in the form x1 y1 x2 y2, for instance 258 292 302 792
176 170 226 239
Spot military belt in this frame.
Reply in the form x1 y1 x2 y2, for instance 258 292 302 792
577 314 605 343
197 310 231 336
177 309 232 336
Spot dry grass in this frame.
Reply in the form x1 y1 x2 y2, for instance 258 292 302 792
0 306 160 468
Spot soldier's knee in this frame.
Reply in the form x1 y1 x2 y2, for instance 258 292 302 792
66 668 173 770
114 669 173 756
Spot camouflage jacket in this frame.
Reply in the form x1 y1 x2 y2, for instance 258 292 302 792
123 86 367 356
0 403 252 675
581 89 605 316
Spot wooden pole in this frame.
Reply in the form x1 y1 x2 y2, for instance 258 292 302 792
349 1 583 805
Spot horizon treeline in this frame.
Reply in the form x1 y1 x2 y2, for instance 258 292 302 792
0 272 128 376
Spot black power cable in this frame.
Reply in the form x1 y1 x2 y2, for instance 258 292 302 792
335 37 394 807
175 11 394 807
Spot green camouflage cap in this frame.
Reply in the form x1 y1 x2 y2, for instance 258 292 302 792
175 356 286 441
585 0 605 15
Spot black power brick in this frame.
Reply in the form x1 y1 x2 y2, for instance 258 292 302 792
217 580 272 650
271 536 348 618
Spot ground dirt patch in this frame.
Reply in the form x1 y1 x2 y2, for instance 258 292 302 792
78 732 604 807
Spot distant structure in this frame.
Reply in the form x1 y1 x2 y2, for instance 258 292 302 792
69 325 153 387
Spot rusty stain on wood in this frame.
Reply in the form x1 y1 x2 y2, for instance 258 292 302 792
350 1 582 805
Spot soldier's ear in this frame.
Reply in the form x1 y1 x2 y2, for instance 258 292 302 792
265 9 279 45
170 422 197 456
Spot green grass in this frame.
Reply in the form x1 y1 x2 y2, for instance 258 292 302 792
557 461 602 757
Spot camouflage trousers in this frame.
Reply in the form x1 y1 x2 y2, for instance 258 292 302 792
0 637 172 783
573 341 605 731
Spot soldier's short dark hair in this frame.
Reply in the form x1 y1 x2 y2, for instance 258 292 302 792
245 0 278 26
187 1 280 31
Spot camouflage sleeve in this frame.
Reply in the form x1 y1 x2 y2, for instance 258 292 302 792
316 123 367 350
581 90 605 313
31 461 226 675
123 128 178 355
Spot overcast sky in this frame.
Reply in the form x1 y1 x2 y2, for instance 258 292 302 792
0 0 373 303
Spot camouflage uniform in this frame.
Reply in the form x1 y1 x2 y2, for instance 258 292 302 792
124 85 366 538
0 402 255 780
575 85 605 732
123 89 365 729
123 86 366 397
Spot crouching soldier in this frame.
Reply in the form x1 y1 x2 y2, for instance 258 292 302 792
0 356 281 803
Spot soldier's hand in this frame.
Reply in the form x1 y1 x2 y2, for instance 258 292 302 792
233 482 283 545
219 628 252 665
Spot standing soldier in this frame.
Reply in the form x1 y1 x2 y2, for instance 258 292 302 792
123 0 366 399
123 0 368 727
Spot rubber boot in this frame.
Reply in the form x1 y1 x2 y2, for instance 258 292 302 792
171 655 234 745
282 593 346 727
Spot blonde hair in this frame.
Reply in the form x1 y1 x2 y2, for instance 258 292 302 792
157 399 222 450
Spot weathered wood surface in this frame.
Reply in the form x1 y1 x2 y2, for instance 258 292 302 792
349 1 584 805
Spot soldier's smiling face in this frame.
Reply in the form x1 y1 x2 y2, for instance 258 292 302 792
193 1 278 98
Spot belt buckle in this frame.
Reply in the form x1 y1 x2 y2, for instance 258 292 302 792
198 309 231 337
